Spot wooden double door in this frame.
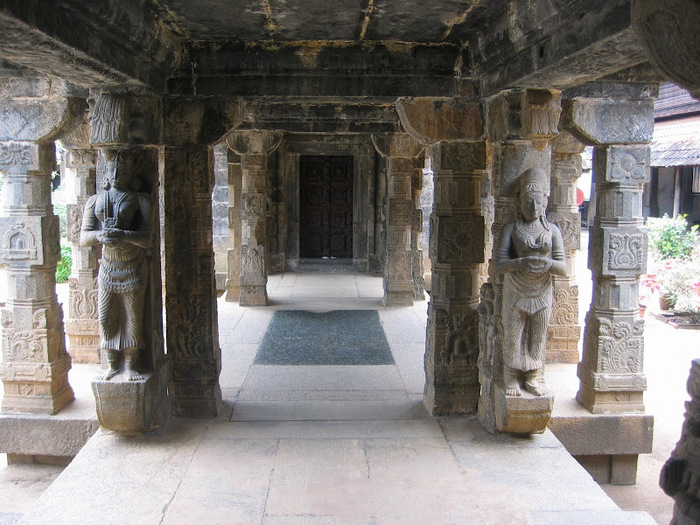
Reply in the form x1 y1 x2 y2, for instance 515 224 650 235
299 156 353 259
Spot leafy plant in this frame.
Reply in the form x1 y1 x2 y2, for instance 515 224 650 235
646 214 698 260
56 244 72 283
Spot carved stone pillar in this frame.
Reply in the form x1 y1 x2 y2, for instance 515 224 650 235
396 96 488 415
224 150 242 302
546 131 585 364
0 84 81 413
161 145 219 417
62 115 100 364
211 142 229 294
562 86 654 414
372 134 424 307
479 89 561 433
411 155 425 300
227 131 281 307
161 96 242 418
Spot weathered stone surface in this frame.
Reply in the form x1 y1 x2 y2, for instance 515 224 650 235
226 132 281 306
549 412 653 457
92 369 170 433
0 99 82 142
473 0 648 93
0 413 98 457
660 359 700 523
0 1 182 90
162 145 221 417
372 134 424 306
424 140 488 416
88 93 161 147
495 391 555 434
170 43 464 98
489 89 562 148
562 98 655 146
396 98 485 144
634 0 700 99
163 97 244 146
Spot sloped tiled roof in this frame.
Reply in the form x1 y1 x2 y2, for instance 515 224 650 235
650 115 700 167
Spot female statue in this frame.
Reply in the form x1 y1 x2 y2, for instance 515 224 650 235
494 167 566 396
80 150 152 381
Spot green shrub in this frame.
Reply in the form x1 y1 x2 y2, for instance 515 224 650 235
646 214 698 260
56 244 72 283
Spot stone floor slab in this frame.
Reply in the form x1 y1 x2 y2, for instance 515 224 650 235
163 438 277 525
265 439 372 521
242 366 405 391
205 420 445 440
230 399 413 421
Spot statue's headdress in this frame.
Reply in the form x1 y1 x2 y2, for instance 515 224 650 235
518 167 549 196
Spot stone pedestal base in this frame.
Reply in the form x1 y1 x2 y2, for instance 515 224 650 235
92 367 170 434
383 289 414 307
1 355 74 415
495 390 554 434
239 285 267 306
65 319 100 364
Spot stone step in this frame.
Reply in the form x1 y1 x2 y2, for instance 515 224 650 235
19 417 656 524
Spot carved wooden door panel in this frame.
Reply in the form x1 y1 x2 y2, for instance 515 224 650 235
300 156 353 258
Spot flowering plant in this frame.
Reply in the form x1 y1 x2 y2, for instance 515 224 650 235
644 254 700 313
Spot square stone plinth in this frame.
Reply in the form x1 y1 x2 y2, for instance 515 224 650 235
92 369 170 434
496 390 555 434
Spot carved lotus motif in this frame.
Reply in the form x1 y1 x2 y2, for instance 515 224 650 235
609 147 646 182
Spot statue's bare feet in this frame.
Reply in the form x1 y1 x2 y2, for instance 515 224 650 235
505 378 521 396
126 368 143 381
102 368 119 381
523 378 544 396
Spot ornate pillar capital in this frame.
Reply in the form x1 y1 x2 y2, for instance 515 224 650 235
226 130 282 156
371 133 424 159
396 97 485 145
488 89 562 150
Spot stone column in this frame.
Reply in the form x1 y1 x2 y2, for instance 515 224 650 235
224 150 242 302
227 131 281 307
62 117 100 364
211 142 229 294
161 96 242 417
546 131 585 363
0 82 81 414
562 86 654 414
411 155 426 300
371 134 424 307
162 144 220 417
479 89 561 433
396 95 487 415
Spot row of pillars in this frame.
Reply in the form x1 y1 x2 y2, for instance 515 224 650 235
0 79 652 425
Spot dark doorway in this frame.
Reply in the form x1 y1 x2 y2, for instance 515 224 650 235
299 156 353 258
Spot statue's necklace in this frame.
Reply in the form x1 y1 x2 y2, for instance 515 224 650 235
516 219 546 248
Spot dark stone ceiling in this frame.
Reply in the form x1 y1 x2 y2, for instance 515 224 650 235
154 0 509 44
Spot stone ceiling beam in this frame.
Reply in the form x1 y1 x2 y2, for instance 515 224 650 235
168 42 470 98
0 1 184 92
472 0 648 94
237 101 401 135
